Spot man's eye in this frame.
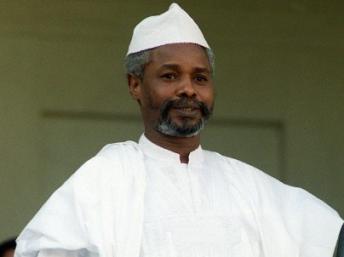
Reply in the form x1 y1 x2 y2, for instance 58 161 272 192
194 75 208 82
161 73 177 80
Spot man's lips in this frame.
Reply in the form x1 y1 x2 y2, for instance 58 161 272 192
159 97 211 121
171 106 201 116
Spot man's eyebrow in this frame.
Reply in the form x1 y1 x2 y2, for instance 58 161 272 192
159 64 211 73
159 64 180 70
193 67 211 74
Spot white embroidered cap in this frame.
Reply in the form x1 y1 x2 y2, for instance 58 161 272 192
126 3 210 55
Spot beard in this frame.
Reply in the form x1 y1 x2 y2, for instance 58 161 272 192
155 96 213 138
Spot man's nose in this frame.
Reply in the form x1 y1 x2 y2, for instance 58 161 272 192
176 77 196 97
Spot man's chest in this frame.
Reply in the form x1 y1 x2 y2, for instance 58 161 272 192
141 163 262 257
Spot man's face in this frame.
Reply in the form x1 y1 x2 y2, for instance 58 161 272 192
130 43 214 137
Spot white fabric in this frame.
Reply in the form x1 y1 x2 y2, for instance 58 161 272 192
126 3 210 55
139 135 260 257
15 141 146 257
15 135 343 257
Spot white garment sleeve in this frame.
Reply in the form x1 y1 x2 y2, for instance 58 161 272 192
227 157 343 257
251 166 343 257
15 141 146 257
15 158 101 257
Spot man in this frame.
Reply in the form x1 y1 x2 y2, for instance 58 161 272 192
15 3 343 257
0 238 16 257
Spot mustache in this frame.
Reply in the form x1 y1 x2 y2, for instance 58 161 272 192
160 97 212 120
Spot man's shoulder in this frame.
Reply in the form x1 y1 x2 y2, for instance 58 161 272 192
69 140 139 171
209 150 342 220
69 140 139 175
202 148 271 182
95 140 140 159
201 148 318 204
204 149 343 244
65 140 142 189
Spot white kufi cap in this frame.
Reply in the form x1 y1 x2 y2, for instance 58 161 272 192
127 3 210 55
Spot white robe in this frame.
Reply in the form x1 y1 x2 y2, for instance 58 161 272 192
15 136 343 257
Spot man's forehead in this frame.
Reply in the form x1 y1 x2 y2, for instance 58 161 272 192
149 43 209 64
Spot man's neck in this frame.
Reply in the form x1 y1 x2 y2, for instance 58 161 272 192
144 130 200 163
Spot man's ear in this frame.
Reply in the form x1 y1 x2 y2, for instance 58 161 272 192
127 74 142 103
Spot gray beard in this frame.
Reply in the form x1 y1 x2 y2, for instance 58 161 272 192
152 96 213 138
156 116 206 138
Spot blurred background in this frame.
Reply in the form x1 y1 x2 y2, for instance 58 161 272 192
0 0 343 242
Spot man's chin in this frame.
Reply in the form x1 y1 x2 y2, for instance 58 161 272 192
159 129 201 138
156 119 205 138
